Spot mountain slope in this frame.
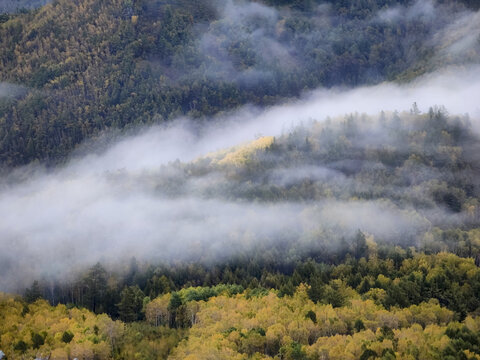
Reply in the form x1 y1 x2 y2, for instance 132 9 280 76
0 0 479 166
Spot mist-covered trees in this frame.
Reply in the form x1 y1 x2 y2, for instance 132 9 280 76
2 0 480 358
0 0 479 166
24 280 42 303
17 109 480 324
117 285 145 322
83 262 108 314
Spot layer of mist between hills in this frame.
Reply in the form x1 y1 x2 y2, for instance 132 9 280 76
1 65 480 292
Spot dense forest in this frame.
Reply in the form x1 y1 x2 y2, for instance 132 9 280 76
2 0 480 359
0 0 479 166
5 252 480 359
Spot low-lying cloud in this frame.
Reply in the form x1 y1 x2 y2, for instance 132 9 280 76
1 65 480 292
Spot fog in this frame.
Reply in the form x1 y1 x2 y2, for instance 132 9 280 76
0 0 49 13
164 0 480 88
433 6 480 59
194 0 293 84
71 64 480 173
0 82 25 99
1 64 479 292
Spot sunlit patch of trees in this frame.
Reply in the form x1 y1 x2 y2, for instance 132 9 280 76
5 270 480 359
170 285 458 359
0 292 123 359
212 136 275 167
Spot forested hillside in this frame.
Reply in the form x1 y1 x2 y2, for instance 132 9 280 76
4 109 480 359
0 0 479 166
2 0 480 359
21 109 480 304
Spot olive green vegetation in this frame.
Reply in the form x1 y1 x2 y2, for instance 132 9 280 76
1 0 479 166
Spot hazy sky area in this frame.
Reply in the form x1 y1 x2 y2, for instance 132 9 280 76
0 65 479 292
